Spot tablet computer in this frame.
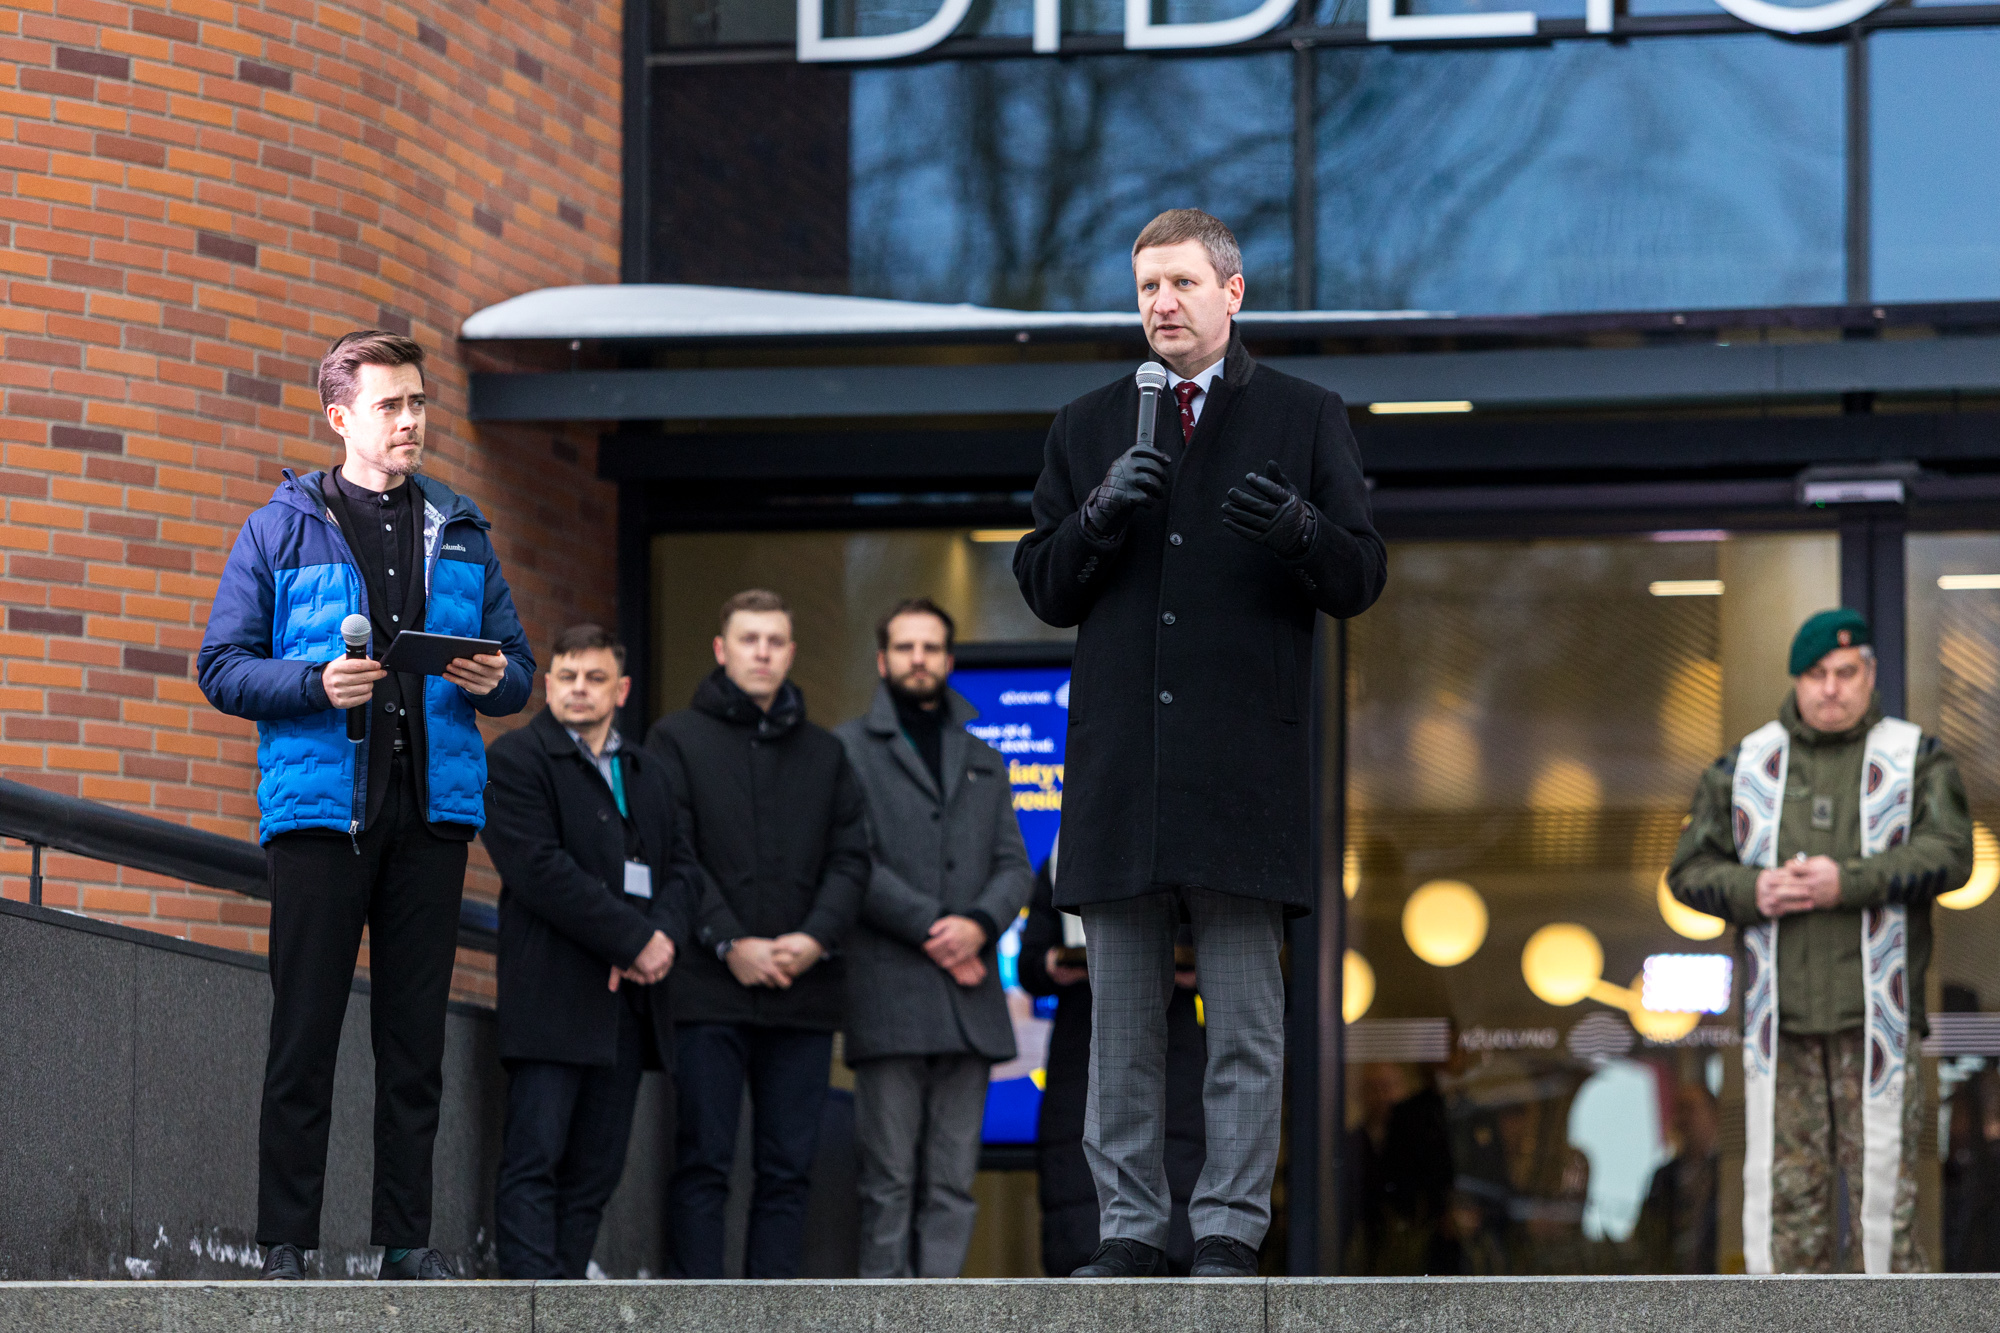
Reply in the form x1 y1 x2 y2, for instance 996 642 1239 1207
379 631 503 677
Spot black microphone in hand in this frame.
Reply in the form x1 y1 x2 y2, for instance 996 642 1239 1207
340 614 370 743
1081 362 1172 541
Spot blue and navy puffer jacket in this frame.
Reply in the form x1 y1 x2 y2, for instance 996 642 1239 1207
197 469 535 843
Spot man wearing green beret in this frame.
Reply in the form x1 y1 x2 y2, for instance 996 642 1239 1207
1669 608 1972 1274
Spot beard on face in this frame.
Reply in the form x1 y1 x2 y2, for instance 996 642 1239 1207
886 666 944 705
381 437 425 476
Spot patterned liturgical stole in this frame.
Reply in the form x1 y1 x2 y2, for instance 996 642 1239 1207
1731 715 1919 1275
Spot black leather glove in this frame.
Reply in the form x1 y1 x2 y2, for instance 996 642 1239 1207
1221 460 1317 560
1081 444 1170 541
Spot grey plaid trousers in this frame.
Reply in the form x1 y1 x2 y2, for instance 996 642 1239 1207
1081 887 1285 1252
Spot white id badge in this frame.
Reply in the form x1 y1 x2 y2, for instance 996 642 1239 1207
623 861 653 899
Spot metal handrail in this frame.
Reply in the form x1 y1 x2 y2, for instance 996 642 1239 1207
0 777 498 951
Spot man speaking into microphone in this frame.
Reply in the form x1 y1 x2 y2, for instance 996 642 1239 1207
198 331 534 1280
1014 209 1385 1277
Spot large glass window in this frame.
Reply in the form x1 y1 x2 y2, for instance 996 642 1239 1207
1870 30 2000 303
1340 533 1842 1275
1314 38 1844 314
1905 534 2000 1271
848 54 1294 310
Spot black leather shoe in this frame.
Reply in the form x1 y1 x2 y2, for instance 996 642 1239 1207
1190 1235 1259 1277
379 1248 455 1280
260 1244 307 1280
1071 1238 1164 1277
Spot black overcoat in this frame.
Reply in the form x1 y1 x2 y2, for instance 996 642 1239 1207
644 669 871 1032
1013 328 1385 912
482 706 700 1067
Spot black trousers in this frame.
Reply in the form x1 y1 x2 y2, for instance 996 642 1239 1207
257 756 468 1248
494 1001 647 1278
667 1022 832 1279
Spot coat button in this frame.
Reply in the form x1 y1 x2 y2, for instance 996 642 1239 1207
599 811 609 822
1169 533 1183 546
946 859 957 871
1160 691 1173 704
1162 612 1176 625
384 701 396 713
932 811 941 821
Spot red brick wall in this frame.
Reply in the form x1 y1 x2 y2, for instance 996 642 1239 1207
0 0 623 1000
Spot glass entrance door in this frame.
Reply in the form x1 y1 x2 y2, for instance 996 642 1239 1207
1337 530 1844 1275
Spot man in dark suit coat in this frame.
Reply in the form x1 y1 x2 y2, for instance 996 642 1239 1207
481 624 700 1279
834 598 1033 1277
1014 208 1386 1277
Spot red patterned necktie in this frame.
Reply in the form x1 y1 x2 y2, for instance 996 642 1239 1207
1174 381 1200 443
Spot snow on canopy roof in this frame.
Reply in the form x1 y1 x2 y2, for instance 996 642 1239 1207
458 284 1441 342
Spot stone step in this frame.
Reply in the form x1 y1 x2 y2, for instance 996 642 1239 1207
3 1276 1998 1333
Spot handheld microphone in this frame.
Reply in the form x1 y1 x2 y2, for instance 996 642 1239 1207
1134 361 1168 454
340 614 370 744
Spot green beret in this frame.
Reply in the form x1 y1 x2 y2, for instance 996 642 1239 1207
1789 608 1872 675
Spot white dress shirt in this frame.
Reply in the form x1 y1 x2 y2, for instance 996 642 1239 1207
1166 356 1226 430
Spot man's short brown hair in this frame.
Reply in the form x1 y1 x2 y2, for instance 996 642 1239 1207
317 330 426 411
550 623 625 669
875 597 956 653
1131 208 1243 285
719 589 791 636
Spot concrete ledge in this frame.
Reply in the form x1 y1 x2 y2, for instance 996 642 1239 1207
9 1275 2000 1333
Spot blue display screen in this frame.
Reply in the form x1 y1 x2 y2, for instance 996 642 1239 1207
951 659 1069 1147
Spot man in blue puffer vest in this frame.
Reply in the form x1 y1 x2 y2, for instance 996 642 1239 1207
197 331 534 1281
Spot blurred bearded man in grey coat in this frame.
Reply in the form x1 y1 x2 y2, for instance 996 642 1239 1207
836 598 1033 1277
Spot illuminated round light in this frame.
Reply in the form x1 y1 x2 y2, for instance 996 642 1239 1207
1344 845 1361 900
1627 972 1701 1043
1401 879 1489 967
1658 872 1726 941
1343 949 1375 1024
1522 923 1604 1007
1940 822 2000 911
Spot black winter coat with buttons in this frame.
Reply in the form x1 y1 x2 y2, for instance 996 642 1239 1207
644 669 871 1031
1013 327 1385 912
482 706 700 1067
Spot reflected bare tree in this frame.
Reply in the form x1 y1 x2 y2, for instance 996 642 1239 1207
852 56 1292 309
1316 40 1843 313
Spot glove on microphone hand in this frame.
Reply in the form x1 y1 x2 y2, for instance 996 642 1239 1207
1221 460 1317 560
1082 444 1170 541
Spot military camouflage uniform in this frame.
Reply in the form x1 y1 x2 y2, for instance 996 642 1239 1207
1669 693 1972 1273
1770 1028 1925 1271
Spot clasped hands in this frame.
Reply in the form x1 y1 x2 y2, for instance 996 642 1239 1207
927 914 988 988
322 651 506 707
1754 854 1843 919
1082 445 1315 561
607 929 677 992
725 933 825 989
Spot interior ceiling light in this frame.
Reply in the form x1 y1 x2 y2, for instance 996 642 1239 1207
968 529 1033 543
1522 923 1604 1006
1938 574 2000 591
1402 879 1488 967
1658 872 1727 941
1648 580 1724 597
1343 845 1360 900
1367 400 1473 415
1343 949 1375 1024
1940 821 2000 910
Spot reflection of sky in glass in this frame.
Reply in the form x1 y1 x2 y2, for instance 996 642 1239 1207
1568 1059 1673 1243
1872 30 2000 302
1315 37 1843 314
850 55 1293 309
